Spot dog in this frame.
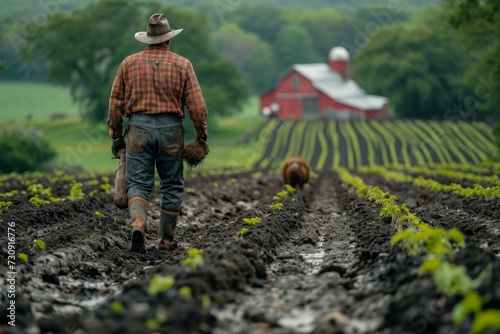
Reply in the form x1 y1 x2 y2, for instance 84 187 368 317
281 156 310 189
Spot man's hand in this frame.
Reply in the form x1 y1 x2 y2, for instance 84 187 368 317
195 121 208 142
111 137 126 158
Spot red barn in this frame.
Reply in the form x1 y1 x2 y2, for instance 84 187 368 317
260 46 389 120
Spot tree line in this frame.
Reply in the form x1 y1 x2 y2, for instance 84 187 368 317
0 0 498 124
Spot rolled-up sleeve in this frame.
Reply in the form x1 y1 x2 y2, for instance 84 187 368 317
108 63 126 138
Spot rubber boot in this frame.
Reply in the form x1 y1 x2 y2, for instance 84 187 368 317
129 197 148 253
158 210 178 250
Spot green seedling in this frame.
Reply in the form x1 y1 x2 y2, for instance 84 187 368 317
242 217 261 225
0 201 12 213
110 301 124 314
29 196 50 207
95 211 104 217
147 274 175 296
27 239 46 252
285 184 296 194
69 182 85 200
270 202 283 211
100 183 111 194
18 253 29 263
27 184 44 195
470 309 500 334
145 313 168 331
182 248 204 268
201 293 211 308
0 190 19 198
273 190 288 200
235 228 249 241
179 286 192 300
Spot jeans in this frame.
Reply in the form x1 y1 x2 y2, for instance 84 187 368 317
126 112 184 213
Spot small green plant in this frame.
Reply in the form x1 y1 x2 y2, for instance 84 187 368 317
95 211 104 217
27 184 44 195
186 187 196 194
147 275 175 296
273 190 288 200
242 217 261 225
29 196 50 207
28 239 46 253
182 248 204 268
235 228 249 241
69 182 85 200
18 253 29 263
109 301 125 314
285 184 296 194
100 183 111 194
0 190 18 198
0 201 12 213
179 286 192 300
201 293 211 308
270 202 283 211
145 313 168 331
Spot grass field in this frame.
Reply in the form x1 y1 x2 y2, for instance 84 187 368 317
0 81 262 172
0 82 80 121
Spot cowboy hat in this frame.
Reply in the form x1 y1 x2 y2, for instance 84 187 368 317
134 13 183 45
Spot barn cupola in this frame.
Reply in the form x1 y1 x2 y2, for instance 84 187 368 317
329 46 350 80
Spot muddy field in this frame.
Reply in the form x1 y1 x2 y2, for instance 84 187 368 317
1 168 499 334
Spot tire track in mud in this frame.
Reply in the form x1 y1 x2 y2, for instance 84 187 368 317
212 173 388 334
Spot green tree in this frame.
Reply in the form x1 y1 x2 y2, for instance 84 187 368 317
23 0 248 123
292 9 351 59
275 24 322 73
353 23 469 119
443 0 500 119
229 5 288 45
211 23 276 94
0 128 56 173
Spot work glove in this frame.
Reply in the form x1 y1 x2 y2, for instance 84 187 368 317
194 121 208 142
111 137 126 158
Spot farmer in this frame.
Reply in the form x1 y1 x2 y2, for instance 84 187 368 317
108 13 208 253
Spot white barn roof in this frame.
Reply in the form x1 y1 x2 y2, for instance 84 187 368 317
293 63 388 110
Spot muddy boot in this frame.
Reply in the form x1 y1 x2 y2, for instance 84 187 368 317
129 197 148 253
158 210 178 250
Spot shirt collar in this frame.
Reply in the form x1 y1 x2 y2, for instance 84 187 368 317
147 43 170 51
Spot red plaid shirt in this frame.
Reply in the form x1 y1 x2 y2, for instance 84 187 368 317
108 43 207 138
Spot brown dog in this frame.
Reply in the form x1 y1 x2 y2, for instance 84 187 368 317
281 156 310 189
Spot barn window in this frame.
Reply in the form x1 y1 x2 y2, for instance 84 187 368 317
292 75 300 87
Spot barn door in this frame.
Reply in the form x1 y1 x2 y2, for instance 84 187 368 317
302 97 320 119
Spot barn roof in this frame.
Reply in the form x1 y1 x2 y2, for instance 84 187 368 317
292 63 388 110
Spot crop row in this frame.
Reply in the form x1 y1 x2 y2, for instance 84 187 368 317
336 167 500 334
387 164 500 186
250 120 496 170
357 166 500 199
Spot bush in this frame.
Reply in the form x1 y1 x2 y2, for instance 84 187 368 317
0 127 57 173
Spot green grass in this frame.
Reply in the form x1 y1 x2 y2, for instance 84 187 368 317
0 82 80 121
0 82 261 172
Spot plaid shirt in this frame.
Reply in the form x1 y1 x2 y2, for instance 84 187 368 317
108 44 207 138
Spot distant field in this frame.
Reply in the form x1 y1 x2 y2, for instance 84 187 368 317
0 81 80 121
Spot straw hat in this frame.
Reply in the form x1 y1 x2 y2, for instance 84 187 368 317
134 13 183 45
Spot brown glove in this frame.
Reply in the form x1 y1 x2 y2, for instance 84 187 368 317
194 121 208 142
